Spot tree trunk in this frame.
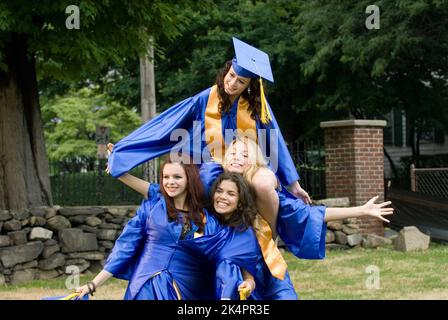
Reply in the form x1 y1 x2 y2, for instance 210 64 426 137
416 127 421 167
383 147 398 180
140 36 156 123
408 118 416 164
0 33 52 209
140 37 157 183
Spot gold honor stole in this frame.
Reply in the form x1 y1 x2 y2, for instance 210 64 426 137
205 86 286 280
254 215 287 280
204 85 258 163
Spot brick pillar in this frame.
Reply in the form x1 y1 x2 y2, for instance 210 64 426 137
320 120 387 236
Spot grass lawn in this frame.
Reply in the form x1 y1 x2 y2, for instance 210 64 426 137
286 242 448 299
1 243 447 300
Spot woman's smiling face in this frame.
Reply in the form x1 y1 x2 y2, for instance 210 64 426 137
213 179 239 218
162 163 187 199
225 140 250 173
223 66 251 98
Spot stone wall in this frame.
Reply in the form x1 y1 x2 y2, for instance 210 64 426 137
0 206 137 285
315 197 391 250
315 198 361 249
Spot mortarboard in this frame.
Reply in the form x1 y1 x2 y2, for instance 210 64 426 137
232 37 274 83
231 37 274 124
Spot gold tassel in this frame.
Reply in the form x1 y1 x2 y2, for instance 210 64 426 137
239 287 251 300
59 292 80 300
259 78 272 124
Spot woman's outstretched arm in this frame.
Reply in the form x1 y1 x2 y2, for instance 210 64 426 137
106 143 150 198
325 196 394 223
117 173 150 198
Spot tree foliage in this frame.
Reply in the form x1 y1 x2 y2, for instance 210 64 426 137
42 88 142 162
0 1 201 76
37 0 448 148
294 1 448 128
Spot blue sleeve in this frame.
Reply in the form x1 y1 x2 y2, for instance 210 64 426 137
180 222 258 300
103 201 150 279
277 188 327 259
212 228 259 299
215 260 244 300
199 161 224 196
108 89 209 178
147 183 161 204
261 101 300 186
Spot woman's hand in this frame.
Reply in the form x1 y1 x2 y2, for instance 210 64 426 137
238 279 255 299
290 181 312 204
75 284 91 299
105 143 114 174
362 196 394 223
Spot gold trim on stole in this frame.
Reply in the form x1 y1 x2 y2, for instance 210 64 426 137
253 215 287 280
236 97 258 143
205 85 225 163
205 85 258 163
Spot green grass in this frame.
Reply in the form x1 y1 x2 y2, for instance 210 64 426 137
285 242 448 299
1 243 447 299
0 275 92 292
0 274 128 299
0 275 128 292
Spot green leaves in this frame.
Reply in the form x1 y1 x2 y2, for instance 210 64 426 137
1 1 202 80
42 88 142 161
0 3 12 32
33 0 448 148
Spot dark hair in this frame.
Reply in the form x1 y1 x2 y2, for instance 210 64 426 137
209 171 258 230
159 155 205 232
215 60 261 120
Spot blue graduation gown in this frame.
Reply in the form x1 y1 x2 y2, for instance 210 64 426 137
181 223 259 300
103 184 213 299
107 86 299 186
199 161 327 299
104 183 258 300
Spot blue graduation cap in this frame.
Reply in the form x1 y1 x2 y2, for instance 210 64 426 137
231 37 273 124
232 37 274 83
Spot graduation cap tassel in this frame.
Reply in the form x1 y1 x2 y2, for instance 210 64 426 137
231 37 274 124
59 293 81 300
259 77 271 124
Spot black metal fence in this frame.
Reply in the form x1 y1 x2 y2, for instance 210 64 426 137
49 144 326 206
290 147 326 200
49 158 150 206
